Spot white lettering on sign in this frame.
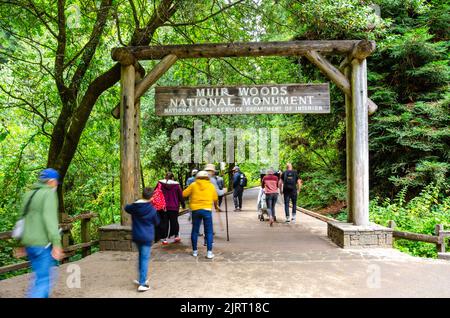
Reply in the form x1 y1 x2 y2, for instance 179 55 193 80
156 83 330 116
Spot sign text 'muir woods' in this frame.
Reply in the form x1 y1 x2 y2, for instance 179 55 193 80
155 83 330 116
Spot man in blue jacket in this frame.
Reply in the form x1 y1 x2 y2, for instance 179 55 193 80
125 187 160 292
232 166 245 211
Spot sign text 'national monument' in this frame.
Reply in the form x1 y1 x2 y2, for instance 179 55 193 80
155 83 330 116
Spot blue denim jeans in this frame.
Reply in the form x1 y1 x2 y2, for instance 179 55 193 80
25 246 58 298
135 242 151 285
283 191 298 218
265 193 278 219
191 210 214 251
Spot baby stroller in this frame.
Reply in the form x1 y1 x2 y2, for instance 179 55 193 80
257 187 269 221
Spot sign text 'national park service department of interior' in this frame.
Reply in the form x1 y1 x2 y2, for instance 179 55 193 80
155 83 330 116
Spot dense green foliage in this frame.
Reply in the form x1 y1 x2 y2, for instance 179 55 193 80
0 0 448 274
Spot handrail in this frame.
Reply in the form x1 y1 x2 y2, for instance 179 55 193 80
387 221 449 258
0 212 99 275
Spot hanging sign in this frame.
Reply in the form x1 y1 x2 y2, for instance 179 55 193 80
155 83 330 116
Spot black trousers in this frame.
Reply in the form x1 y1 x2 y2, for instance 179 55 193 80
233 186 244 209
218 195 224 207
167 210 180 237
157 210 180 240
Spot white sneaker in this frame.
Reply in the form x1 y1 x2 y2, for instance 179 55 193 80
133 279 149 286
206 251 214 259
192 250 198 257
291 216 296 223
285 218 290 223
137 285 150 292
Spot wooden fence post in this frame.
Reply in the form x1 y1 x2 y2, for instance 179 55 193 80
435 224 445 253
388 220 396 229
81 218 91 257
61 223 71 264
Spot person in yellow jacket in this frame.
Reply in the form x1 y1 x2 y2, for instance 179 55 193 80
183 171 220 259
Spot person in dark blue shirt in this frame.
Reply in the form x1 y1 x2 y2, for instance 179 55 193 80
125 187 160 292
232 166 244 211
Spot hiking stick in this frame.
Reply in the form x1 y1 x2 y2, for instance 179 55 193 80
225 192 230 241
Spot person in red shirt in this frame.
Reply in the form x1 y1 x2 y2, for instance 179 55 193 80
261 168 279 227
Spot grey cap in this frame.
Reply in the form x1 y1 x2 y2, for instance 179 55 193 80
232 166 240 171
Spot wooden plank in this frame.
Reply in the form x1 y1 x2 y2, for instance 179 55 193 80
66 212 97 223
295 206 339 223
112 40 375 62
64 240 99 253
0 261 30 275
393 231 438 244
155 83 330 116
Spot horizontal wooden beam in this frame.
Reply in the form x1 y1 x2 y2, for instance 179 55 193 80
64 240 99 253
295 206 338 223
393 230 438 244
0 261 30 275
112 40 375 62
66 212 97 223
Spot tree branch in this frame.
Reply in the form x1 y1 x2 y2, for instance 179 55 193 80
128 0 140 28
54 0 68 99
68 0 113 96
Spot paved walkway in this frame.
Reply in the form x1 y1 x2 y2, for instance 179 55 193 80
1 188 450 298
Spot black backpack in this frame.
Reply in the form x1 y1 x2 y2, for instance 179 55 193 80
283 170 297 192
239 173 247 187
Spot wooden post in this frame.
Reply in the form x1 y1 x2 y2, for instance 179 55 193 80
134 70 142 197
120 64 136 226
350 58 369 226
388 220 396 229
60 223 71 264
435 224 445 253
344 65 353 224
81 218 91 257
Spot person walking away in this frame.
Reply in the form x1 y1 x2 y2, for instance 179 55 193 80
232 166 246 211
183 171 220 259
215 170 225 207
125 187 160 292
158 172 185 245
279 163 303 223
186 169 198 187
262 168 279 227
204 164 226 246
20 168 64 298
185 169 198 223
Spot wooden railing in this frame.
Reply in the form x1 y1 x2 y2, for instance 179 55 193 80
387 220 450 259
295 204 450 260
0 212 98 275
